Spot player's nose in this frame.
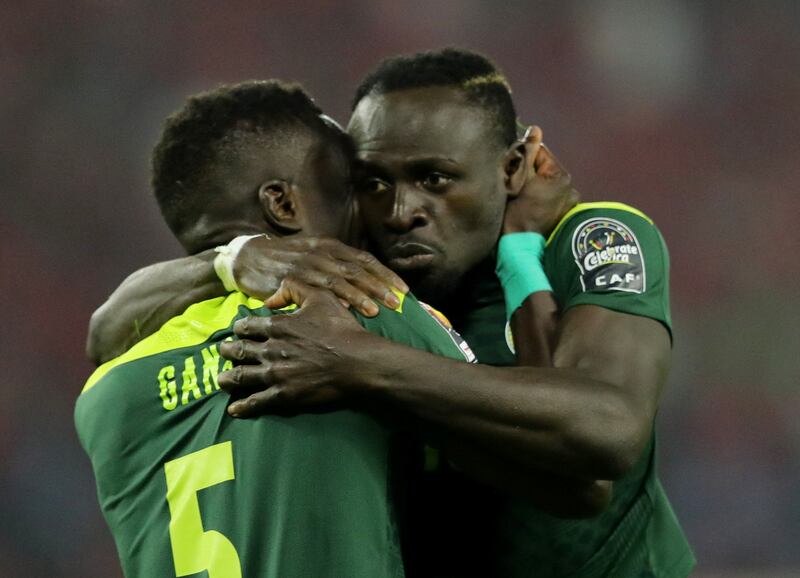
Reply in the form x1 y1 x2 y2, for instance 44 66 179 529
384 185 429 233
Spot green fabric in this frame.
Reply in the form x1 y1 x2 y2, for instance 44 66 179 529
544 206 672 337
412 204 693 577
75 292 470 578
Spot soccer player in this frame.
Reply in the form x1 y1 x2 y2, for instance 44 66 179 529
75 80 476 578
89 49 695 577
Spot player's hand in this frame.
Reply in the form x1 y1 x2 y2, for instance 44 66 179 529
503 125 579 237
217 278 376 417
234 236 408 317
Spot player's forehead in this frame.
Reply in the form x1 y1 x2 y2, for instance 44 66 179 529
347 87 496 165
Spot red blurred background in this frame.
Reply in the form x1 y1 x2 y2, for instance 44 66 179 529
1 1 798 575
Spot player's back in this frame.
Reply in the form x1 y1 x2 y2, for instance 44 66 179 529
76 291 469 578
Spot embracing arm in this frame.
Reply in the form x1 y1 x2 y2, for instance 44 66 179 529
87 250 223 364
432 291 607 514
342 305 668 482
220 282 667 510
87 237 407 365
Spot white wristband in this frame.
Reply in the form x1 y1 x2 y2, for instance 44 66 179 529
213 234 268 292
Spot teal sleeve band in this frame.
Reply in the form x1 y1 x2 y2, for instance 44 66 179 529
496 232 553 320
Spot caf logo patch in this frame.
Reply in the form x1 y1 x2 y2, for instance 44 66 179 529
572 218 645 294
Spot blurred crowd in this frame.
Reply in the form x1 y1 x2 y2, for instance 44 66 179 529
1 0 798 575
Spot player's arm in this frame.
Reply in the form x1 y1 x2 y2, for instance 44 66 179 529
218 202 670 480
440 438 612 517
220 294 669 480
442 135 666 487
87 250 221 364
86 237 407 365
358 202 670 485
218 279 610 516
222 284 666 481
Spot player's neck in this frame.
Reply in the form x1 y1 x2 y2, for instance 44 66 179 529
442 256 498 322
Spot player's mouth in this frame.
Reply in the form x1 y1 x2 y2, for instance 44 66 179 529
384 242 437 270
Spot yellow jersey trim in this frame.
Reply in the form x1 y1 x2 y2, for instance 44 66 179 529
390 288 406 313
547 202 654 245
82 292 264 394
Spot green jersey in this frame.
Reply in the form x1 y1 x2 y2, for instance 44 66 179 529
412 203 695 577
75 291 472 578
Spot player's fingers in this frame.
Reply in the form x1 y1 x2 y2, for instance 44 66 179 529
295 249 401 313
232 315 288 340
328 243 409 296
306 250 395 313
218 361 282 394
266 276 366 314
334 261 403 312
536 143 571 185
227 389 278 418
264 277 307 310
291 266 379 316
227 384 293 418
517 125 543 175
527 125 543 146
218 339 269 365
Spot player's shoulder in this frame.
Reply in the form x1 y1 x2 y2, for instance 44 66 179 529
359 291 476 363
546 201 667 268
81 292 266 395
371 291 450 332
547 201 659 247
544 201 670 299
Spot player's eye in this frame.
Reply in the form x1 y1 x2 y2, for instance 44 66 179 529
356 177 391 196
420 172 453 191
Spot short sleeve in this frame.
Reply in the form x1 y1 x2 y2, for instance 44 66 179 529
544 203 672 334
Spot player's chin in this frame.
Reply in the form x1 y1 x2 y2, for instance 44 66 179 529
402 266 457 305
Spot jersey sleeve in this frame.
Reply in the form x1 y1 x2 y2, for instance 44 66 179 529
355 292 477 362
544 203 672 334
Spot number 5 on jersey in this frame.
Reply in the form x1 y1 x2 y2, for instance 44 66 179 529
164 441 242 578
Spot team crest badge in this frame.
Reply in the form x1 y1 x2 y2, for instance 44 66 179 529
572 218 645 294
420 302 477 363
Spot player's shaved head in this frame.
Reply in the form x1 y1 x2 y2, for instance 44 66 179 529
152 80 353 252
352 47 518 148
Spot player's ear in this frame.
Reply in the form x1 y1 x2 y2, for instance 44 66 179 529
258 180 303 235
502 125 540 198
